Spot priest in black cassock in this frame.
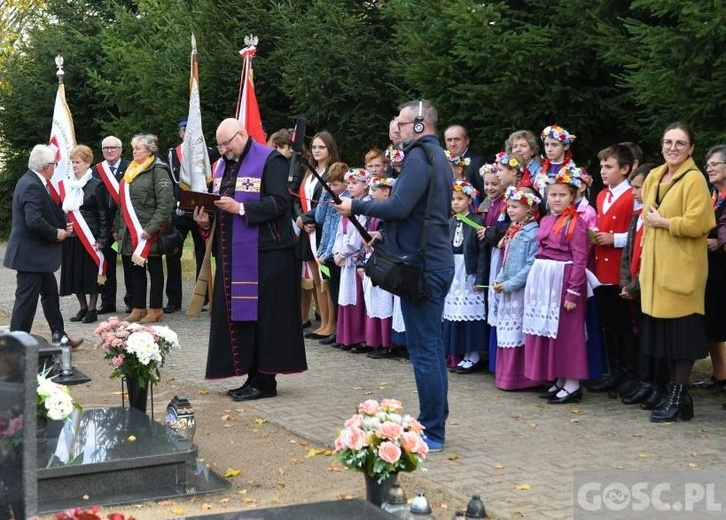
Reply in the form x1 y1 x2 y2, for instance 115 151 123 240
194 118 306 401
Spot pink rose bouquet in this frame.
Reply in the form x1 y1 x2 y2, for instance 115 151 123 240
334 399 428 482
94 317 180 389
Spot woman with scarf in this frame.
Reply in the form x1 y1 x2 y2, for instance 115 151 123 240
113 134 175 324
60 145 109 324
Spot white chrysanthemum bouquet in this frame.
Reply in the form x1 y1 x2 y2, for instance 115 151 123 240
94 317 180 388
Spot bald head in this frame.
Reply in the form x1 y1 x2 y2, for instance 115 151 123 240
216 118 248 160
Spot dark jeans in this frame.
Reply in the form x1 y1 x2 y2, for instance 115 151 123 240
165 212 206 307
400 267 454 444
129 256 164 309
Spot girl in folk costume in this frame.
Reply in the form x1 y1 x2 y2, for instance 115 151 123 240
444 180 488 374
59 145 110 324
315 162 349 338
445 150 471 182
295 131 340 338
333 169 371 352
361 176 397 359
482 153 530 373
523 164 589 404
114 134 175 324
534 124 577 196
492 186 542 390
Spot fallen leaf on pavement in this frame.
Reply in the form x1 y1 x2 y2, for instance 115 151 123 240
515 483 531 491
225 467 242 478
171 507 184 515
686 463 699 469
221 414 234 422
202 503 212 510
306 448 333 457
197 388 208 395
157 500 174 506
493 464 505 470
447 454 459 461
272 498 283 504
254 418 268 425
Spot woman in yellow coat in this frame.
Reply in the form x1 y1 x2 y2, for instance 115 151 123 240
641 122 715 423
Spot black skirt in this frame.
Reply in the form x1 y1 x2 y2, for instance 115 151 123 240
704 280 726 341
59 236 101 296
640 313 708 360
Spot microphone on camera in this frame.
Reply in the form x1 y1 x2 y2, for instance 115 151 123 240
288 116 307 186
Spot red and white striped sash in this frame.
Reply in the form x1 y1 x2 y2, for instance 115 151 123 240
119 179 153 266
96 162 120 205
58 180 107 283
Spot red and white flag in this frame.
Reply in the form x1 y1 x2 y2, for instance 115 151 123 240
180 33 212 192
236 37 266 144
48 72 76 196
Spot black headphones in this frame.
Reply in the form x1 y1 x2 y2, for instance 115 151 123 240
413 100 425 134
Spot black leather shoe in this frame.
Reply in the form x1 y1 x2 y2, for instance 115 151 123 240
226 380 251 396
547 387 583 404
539 385 562 399
367 348 397 359
302 320 312 329
97 305 116 315
82 309 98 324
622 382 653 405
230 386 277 402
587 371 626 393
51 332 63 344
69 309 88 322
640 388 666 410
163 304 181 313
305 332 330 339
349 345 372 354
319 335 337 345
455 360 484 374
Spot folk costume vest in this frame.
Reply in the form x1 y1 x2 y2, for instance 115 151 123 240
595 186 634 285
212 141 273 321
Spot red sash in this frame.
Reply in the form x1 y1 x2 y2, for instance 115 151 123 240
119 179 153 266
95 162 120 205
58 180 107 283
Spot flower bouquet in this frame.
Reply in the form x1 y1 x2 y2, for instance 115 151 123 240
334 399 428 483
38 371 80 422
94 317 180 389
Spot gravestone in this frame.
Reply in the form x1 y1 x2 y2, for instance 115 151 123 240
0 332 39 520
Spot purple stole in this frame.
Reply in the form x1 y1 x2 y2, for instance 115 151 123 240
212 141 273 321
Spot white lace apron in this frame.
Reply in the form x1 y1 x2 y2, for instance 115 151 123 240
487 247 503 326
338 264 358 306
495 288 526 347
392 296 405 332
363 276 394 319
443 255 486 321
522 259 569 339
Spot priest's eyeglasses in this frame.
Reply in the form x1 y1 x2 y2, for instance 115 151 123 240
217 131 240 151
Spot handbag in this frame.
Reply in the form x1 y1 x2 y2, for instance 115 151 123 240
158 225 184 255
364 142 437 302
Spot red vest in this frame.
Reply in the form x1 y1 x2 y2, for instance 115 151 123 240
595 186 634 284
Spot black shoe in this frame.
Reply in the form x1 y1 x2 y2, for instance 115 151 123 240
51 331 64 344
226 380 251 396
650 384 693 422
51 332 83 349
455 360 484 374
547 387 583 404
302 320 312 329
319 335 337 345
124 305 133 314
82 309 98 324
349 344 372 354
97 305 116 315
340 344 353 351
622 382 653 405
640 388 666 410
69 309 88 322
163 304 181 314
305 332 330 339
539 385 562 399
230 385 277 402
587 371 626 393
367 348 397 359
609 378 639 399
330 343 343 349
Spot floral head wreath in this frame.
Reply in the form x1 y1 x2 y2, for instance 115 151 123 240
547 163 585 189
345 168 371 183
541 124 576 145
453 180 478 198
385 146 405 163
479 163 498 177
445 150 471 167
505 185 541 207
370 176 395 189
579 168 593 187
495 151 525 172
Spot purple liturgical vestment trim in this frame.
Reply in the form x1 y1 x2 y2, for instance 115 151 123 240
213 141 273 321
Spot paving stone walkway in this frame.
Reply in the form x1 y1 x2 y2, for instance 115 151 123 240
3 244 725 518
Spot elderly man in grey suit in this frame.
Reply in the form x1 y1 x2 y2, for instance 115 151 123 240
3 144 83 347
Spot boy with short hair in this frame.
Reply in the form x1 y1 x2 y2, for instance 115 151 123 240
589 144 638 396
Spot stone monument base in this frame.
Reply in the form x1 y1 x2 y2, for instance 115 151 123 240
37 407 229 514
